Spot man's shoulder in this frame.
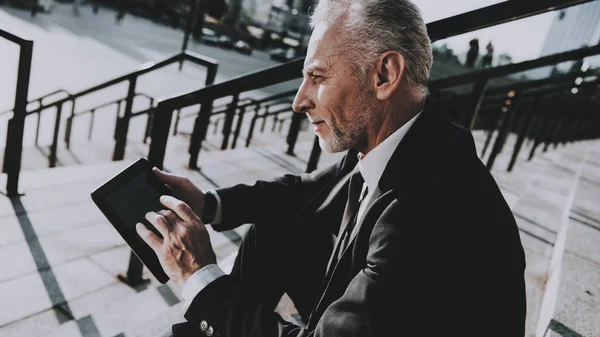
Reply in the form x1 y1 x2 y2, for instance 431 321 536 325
385 111 499 201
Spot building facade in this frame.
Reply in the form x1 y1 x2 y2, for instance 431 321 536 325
540 1 600 56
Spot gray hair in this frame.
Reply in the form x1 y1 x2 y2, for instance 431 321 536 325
309 0 433 99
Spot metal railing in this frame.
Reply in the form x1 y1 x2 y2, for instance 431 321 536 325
10 51 218 171
2 89 72 151
429 69 600 167
0 89 71 117
62 92 155 148
489 75 598 171
1 28 33 196
147 59 304 171
203 97 297 150
426 46 600 171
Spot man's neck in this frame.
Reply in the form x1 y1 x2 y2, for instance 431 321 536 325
358 100 424 155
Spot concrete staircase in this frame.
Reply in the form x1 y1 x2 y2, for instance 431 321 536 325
0 123 340 337
0 126 598 337
475 131 600 337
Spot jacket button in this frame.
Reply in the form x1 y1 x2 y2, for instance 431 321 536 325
206 326 214 336
199 320 208 332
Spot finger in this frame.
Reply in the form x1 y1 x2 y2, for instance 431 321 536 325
153 167 186 186
136 223 163 250
145 211 171 238
160 195 199 224
158 209 180 227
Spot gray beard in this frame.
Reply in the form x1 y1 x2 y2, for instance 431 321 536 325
320 100 374 153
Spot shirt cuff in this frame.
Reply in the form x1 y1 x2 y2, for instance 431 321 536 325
206 190 223 225
181 264 226 311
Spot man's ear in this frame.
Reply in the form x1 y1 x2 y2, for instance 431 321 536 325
373 51 405 100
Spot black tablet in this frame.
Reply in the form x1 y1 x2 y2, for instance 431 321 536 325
91 158 170 284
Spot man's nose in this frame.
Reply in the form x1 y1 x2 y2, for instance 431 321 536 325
292 80 315 113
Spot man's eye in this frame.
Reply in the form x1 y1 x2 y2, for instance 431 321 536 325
310 74 323 81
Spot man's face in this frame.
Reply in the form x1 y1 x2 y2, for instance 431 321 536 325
292 21 377 153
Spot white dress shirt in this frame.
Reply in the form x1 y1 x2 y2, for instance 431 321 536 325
181 111 422 311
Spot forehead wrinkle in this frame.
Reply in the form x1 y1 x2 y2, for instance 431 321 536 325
304 51 342 76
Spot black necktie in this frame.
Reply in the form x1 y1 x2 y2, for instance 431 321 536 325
335 167 366 262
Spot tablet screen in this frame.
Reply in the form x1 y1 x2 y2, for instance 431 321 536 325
105 171 165 235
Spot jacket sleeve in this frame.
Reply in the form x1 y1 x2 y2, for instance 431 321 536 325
175 199 424 337
210 153 351 231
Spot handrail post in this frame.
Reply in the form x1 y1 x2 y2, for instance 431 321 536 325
550 117 565 149
467 78 489 130
221 94 239 150
147 102 174 170
306 135 322 173
486 91 519 170
542 113 560 153
272 115 279 132
180 0 198 70
144 98 155 143
113 77 137 161
65 117 73 150
88 109 95 140
497 91 521 154
34 111 42 146
4 39 33 195
172 109 181 136
286 113 303 156
565 119 578 144
49 103 63 168
114 100 123 140
231 106 246 149
205 62 218 86
188 99 213 169
261 107 269 132
507 99 538 172
213 118 220 135
117 255 148 289
528 105 555 161
481 128 495 158
143 110 155 144
246 108 259 147
64 99 76 149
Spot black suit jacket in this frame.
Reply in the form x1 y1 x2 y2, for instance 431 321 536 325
174 110 527 337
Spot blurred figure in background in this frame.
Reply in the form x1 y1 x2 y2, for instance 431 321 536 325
482 41 494 68
465 37 479 68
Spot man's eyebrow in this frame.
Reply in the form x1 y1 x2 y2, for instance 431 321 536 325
303 64 329 75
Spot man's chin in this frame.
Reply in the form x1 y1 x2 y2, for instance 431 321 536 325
318 137 348 153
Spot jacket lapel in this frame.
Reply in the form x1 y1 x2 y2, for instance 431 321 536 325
297 152 358 232
308 109 446 327
334 109 439 263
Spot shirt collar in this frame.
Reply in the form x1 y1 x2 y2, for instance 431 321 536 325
357 111 422 191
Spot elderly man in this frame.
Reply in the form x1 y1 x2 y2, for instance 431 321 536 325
137 0 527 336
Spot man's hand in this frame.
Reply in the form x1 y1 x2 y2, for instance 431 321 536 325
153 168 206 218
136 195 216 287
